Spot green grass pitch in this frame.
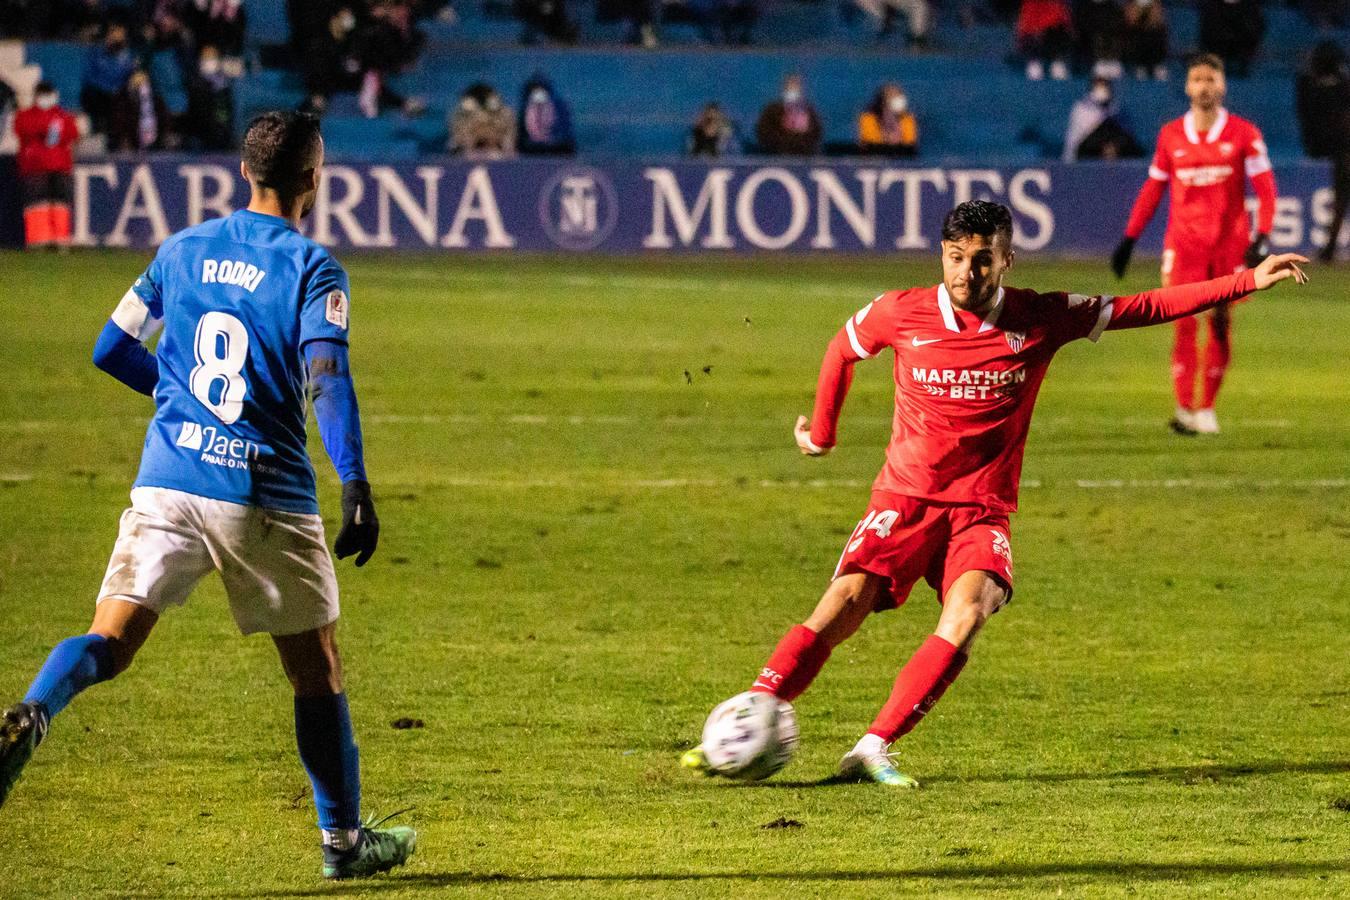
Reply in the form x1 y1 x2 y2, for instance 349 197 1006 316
0 250 1347 898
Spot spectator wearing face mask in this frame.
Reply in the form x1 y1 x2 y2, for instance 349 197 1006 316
518 73 576 155
109 68 172 152
1062 76 1143 160
184 45 237 150
688 102 738 156
13 83 80 250
1121 0 1168 80
755 73 822 156
80 22 137 136
858 83 918 157
300 6 362 115
449 82 517 158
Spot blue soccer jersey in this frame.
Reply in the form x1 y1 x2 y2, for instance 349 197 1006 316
111 209 352 514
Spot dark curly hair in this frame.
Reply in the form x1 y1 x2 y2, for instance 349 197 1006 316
940 200 1013 245
241 111 323 197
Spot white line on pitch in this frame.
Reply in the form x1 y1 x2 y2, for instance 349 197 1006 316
401 476 1346 491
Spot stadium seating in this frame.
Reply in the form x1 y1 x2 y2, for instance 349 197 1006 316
12 1 1350 162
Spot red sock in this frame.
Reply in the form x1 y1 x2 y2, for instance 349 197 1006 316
866 635 967 743
50 203 72 245
750 624 831 701
23 204 52 248
1171 315 1198 410
1199 314 1231 409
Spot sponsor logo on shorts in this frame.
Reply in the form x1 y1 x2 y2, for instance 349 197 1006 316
990 529 1012 565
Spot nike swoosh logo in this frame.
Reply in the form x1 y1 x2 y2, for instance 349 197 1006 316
912 337 942 347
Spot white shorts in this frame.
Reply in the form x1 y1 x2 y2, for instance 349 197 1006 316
98 487 340 636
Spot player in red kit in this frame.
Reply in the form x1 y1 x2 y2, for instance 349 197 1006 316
682 201 1307 786
13 82 80 251
1111 54 1277 435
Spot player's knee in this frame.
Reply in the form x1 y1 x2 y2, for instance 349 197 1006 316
278 629 344 696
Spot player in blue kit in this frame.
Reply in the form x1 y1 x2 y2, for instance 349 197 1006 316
0 112 416 880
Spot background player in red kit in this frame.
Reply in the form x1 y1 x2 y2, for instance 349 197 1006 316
13 82 80 251
1111 54 1277 435
682 201 1307 787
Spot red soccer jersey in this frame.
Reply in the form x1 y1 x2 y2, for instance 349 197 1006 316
1138 109 1272 251
810 284 1113 513
13 105 79 177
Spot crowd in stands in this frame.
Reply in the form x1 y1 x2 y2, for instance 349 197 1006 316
0 1 245 150
446 71 575 156
288 1 437 117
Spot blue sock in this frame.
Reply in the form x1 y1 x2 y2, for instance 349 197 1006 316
24 634 115 725
294 693 362 832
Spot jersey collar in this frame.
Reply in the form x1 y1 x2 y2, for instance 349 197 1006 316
235 208 299 231
937 284 1005 333
1183 107 1228 145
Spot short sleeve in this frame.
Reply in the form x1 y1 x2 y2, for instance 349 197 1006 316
111 254 165 341
1044 291 1115 346
1147 137 1172 182
1244 127 1272 178
841 293 900 360
300 253 351 347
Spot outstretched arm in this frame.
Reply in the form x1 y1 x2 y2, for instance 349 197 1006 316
796 329 863 456
306 339 378 566
1107 254 1308 331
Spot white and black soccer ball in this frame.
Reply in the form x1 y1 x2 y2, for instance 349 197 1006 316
701 691 798 781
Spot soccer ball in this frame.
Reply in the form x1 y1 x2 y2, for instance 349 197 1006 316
700 691 798 781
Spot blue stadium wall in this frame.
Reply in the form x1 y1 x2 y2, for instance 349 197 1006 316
5 156 1341 254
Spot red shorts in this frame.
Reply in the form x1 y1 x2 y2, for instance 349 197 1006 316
833 492 1014 610
1161 240 1247 287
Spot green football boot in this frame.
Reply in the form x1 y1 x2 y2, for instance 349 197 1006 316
838 736 920 788
322 812 418 880
0 702 46 810
680 744 716 776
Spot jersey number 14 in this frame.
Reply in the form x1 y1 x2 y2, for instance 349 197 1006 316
190 311 248 425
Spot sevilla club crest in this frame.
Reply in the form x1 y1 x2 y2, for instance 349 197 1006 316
1004 330 1026 353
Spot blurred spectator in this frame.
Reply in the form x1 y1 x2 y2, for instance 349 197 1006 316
1062 76 1143 160
853 0 931 48
1121 0 1168 80
682 0 759 45
688 102 737 156
355 1 428 117
183 44 236 150
857 83 918 157
1198 0 1264 77
80 22 137 136
183 0 248 60
516 0 579 44
449 81 517 158
1295 41 1350 260
755 73 822 156
299 6 362 114
109 67 173 151
518 72 576 155
1073 0 1123 78
13 82 79 250
1017 0 1073 80
598 0 658 47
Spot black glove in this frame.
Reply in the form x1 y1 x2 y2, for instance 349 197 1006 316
1245 233 1271 268
1110 237 1135 279
335 479 379 567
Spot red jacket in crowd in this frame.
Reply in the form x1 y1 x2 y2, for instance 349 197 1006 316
14 105 80 177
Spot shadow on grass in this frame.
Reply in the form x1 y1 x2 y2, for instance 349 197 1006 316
741 758 1350 790
919 758 1350 786
223 859 1350 897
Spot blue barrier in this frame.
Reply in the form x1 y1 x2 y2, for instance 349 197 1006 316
23 155 1343 255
